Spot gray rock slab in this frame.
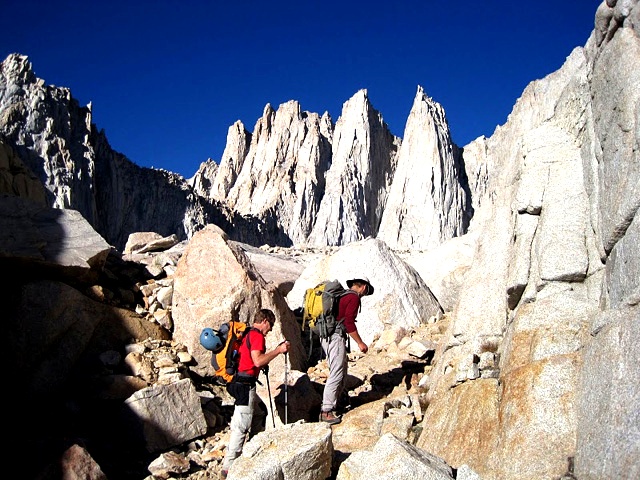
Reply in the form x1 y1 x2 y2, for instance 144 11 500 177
229 421 333 480
337 432 453 480
0 194 111 273
123 378 208 452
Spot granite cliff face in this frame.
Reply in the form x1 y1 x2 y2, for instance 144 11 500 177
411 3 639 478
0 54 231 251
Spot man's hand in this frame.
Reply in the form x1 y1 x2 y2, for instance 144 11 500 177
349 331 368 354
278 340 291 354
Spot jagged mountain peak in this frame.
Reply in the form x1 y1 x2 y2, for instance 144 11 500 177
376 85 470 251
413 85 449 129
1 53 36 86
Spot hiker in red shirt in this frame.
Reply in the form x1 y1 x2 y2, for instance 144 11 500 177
221 309 290 478
319 276 374 425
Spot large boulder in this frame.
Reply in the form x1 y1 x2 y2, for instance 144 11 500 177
171 224 307 379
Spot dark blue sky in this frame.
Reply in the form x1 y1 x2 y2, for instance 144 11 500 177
2 1 602 178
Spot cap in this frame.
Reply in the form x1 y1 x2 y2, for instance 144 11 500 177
346 276 374 296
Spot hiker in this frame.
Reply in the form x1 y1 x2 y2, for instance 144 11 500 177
319 276 374 425
220 308 290 478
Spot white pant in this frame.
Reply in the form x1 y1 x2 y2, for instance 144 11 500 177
320 330 347 412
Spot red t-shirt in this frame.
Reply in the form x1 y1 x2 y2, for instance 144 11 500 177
338 291 361 333
237 328 266 377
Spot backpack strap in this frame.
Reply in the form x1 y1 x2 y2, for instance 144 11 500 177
243 327 260 352
244 327 269 368
233 327 265 385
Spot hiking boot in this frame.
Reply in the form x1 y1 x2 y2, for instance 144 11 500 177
319 410 342 425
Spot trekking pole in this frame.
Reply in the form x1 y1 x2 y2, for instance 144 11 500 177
284 352 289 424
263 367 276 428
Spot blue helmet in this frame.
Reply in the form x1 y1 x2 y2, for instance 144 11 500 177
200 328 223 352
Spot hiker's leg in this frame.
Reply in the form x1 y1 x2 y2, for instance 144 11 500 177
321 332 347 412
249 389 267 437
338 328 349 396
221 390 254 471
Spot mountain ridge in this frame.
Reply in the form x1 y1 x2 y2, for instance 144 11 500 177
1 52 474 252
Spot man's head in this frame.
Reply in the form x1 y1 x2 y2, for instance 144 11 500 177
346 276 375 297
253 308 276 334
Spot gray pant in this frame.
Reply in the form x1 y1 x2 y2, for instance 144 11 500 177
221 385 264 471
320 329 347 412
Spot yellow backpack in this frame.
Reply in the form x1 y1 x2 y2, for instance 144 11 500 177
302 282 328 330
302 280 355 338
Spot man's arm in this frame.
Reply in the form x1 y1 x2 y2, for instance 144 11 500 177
348 330 368 353
251 341 290 368
340 294 368 353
